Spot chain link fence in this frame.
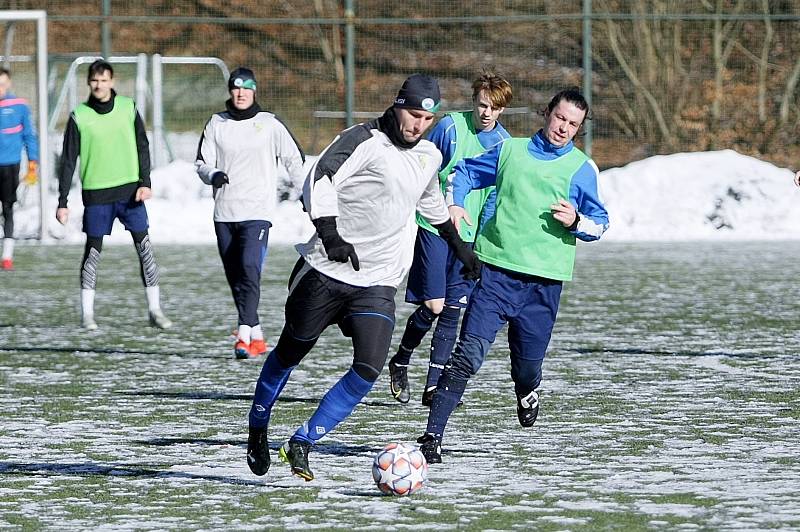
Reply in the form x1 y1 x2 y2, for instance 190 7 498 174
2 0 799 170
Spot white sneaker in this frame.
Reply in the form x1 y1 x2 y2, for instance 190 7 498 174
82 314 98 330
148 309 173 329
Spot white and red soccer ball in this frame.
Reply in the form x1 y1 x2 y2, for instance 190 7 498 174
372 442 428 496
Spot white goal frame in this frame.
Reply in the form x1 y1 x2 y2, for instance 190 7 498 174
1 10 48 239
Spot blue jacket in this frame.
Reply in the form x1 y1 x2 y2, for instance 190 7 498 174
0 92 39 166
427 113 510 231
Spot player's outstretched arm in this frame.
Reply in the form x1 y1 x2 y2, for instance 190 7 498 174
434 220 481 280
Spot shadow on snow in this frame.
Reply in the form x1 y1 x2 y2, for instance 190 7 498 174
0 461 270 487
117 390 398 408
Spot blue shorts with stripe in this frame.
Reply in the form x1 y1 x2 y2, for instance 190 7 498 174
404 227 476 308
461 263 563 362
83 198 149 237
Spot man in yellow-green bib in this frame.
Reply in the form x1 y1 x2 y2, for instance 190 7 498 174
57 59 171 331
419 88 610 463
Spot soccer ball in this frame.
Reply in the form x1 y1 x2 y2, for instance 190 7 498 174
372 442 428 496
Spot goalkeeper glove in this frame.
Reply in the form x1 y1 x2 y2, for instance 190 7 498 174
24 161 38 186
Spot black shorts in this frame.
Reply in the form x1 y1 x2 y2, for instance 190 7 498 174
0 164 20 204
285 258 396 340
280 258 397 378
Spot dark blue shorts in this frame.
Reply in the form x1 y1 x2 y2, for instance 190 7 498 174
82 199 149 237
404 228 476 308
461 263 563 361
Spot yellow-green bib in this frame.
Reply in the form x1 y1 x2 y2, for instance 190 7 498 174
73 95 139 190
475 138 588 281
417 111 495 242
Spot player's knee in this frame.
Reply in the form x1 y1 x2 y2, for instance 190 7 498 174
353 361 380 382
449 333 490 378
424 299 445 315
273 328 317 366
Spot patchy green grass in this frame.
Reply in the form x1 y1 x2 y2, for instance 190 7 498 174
1 241 799 529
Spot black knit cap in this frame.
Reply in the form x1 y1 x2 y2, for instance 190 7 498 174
394 74 440 112
228 67 257 91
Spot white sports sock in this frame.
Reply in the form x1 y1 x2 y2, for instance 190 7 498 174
81 288 96 317
238 324 252 343
2 238 14 260
251 324 263 340
145 286 161 312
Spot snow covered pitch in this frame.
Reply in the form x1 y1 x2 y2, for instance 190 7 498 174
1 241 798 529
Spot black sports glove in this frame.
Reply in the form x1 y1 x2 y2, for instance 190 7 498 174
211 171 229 188
312 216 360 271
434 220 482 280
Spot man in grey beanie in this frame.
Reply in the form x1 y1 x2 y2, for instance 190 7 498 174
196 66 305 359
245 74 480 481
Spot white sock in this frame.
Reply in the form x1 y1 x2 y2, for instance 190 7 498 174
251 324 263 340
238 324 252 343
81 288 96 317
145 286 161 312
2 238 13 260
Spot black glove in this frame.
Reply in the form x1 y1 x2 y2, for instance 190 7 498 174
211 171 229 188
434 220 482 280
312 216 360 271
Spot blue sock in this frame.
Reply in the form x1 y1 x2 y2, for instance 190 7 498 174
425 370 468 438
248 350 294 428
391 305 437 366
293 368 374 444
425 306 460 389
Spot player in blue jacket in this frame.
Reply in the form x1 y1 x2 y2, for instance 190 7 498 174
388 71 512 406
0 68 39 271
418 88 609 463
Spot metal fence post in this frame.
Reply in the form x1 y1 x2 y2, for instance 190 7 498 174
101 0 111 59
151 53 163 168
36 12 48 240
345 0 355 127
582 0 592 157
135 53 147 120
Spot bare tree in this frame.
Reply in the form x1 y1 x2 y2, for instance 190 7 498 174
313 0 345 85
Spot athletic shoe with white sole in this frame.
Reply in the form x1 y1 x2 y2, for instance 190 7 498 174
517 390 540 427
81 314 98 330
148 309 173 329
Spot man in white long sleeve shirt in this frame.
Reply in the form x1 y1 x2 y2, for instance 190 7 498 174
196 67 305 358
245 74 480 481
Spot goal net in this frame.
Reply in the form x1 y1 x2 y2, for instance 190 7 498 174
0 11 48 240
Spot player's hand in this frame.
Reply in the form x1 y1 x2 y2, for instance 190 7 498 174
794 170 800 187
211 171 229 188
322 234 360 270
135 187 152 202
459 253 482 280
448 205 472 228
551 198 578 228
24 161 38 186
56 207 69 225
313 216 360 271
